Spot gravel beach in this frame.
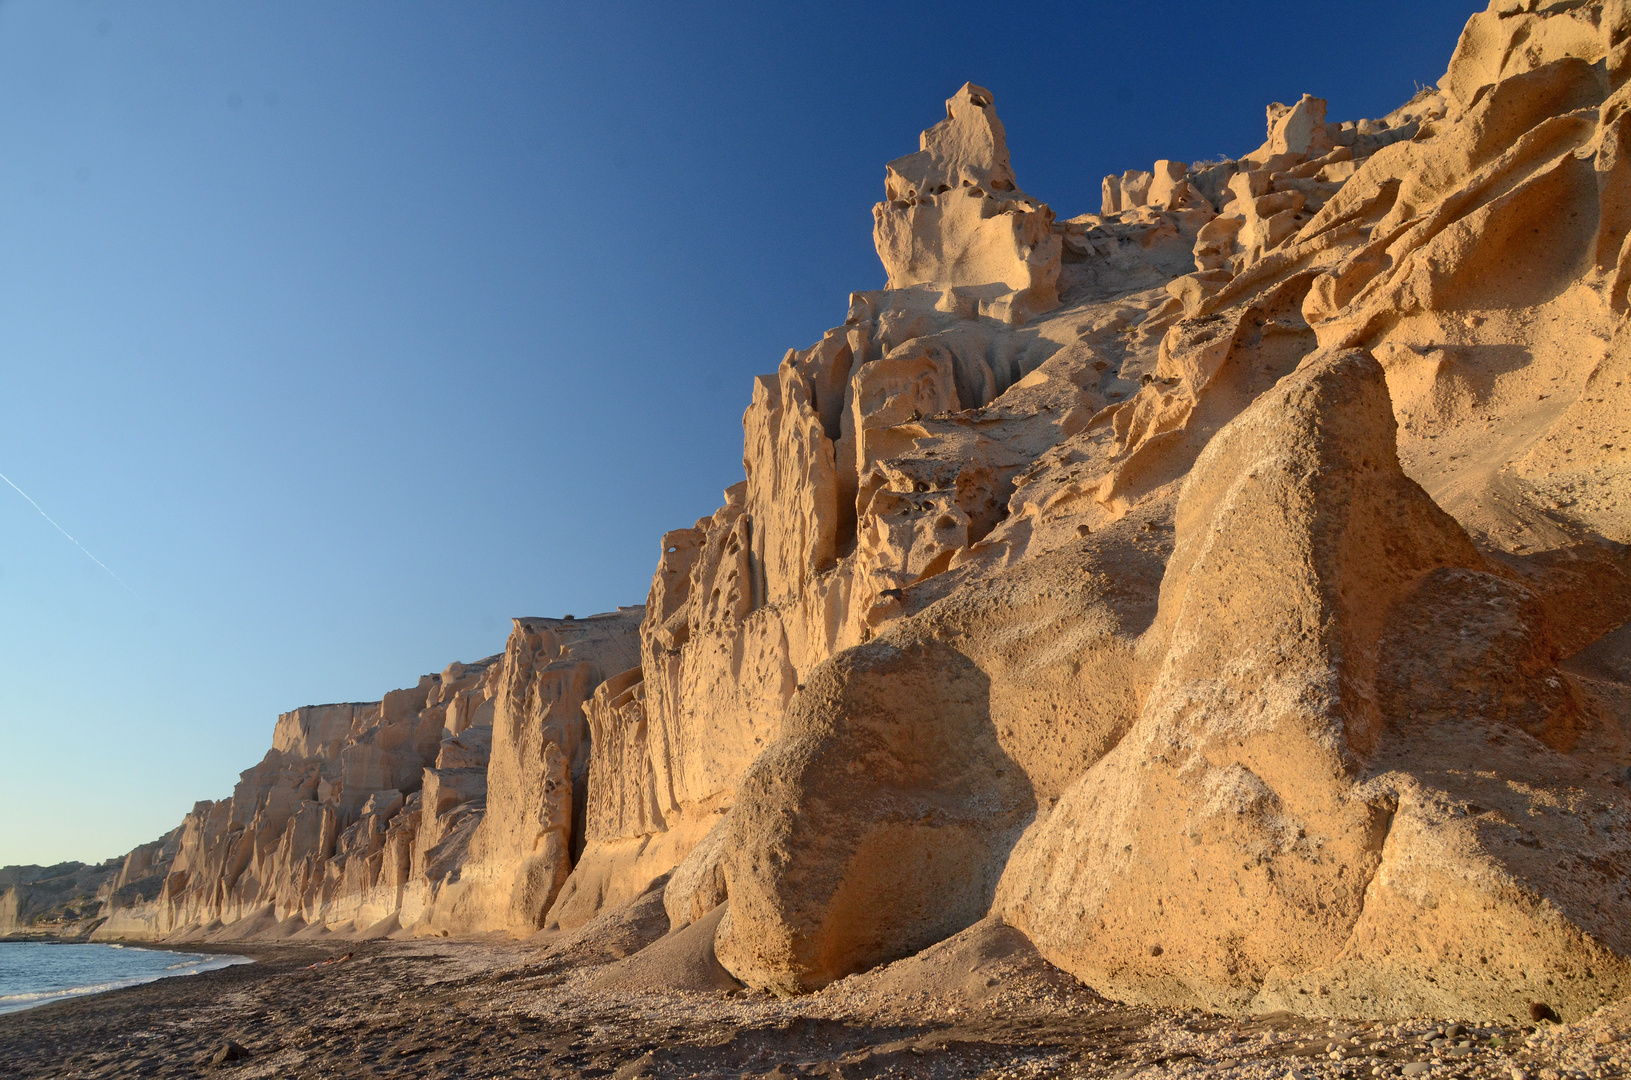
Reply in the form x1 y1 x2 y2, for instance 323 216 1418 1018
2 930 1626 1079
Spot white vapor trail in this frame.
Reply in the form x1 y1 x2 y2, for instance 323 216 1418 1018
0 468 134 593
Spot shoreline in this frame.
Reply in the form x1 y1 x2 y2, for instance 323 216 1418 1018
1 935 1624 1079
0 932 265 955
0 938 260 1019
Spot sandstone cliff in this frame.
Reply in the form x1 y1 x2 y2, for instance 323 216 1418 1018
581 1 1631 1023
0 828 183 941
90 609 642 941
28 0 1631 1025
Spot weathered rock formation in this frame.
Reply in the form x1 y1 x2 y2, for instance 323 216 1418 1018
0 846 155 939
92 610 641 941
874 82 1062 323
420 612 642 934
22 0 1631 1026
578 0 1631 1023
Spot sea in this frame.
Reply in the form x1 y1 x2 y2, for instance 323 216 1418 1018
0 942 251 1015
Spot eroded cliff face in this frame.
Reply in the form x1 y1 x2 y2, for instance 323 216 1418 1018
577 3 1631 1023
93 609 642 942
0 834 177 940
427 613 642 935
48 0 1631 1023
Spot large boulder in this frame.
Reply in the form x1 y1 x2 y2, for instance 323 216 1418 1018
996 349 1631 1019
715 638 1033 993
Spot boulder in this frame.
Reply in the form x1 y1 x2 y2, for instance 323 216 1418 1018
715 638 1032 994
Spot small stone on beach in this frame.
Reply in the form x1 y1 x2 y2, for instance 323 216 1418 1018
210 1040 249 1066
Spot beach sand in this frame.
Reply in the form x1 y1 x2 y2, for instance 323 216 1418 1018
0 924 1623 1078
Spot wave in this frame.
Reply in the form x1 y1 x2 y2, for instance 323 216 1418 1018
0 977 159 1005
0 951 251 1015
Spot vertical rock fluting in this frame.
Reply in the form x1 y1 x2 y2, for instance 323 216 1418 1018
93 609 643 941
439 611 643 933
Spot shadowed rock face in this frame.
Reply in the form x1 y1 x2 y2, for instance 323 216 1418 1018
40 0 1631 1023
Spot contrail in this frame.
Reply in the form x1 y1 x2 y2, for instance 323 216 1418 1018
0 468 134 593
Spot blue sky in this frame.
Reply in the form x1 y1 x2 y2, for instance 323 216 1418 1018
0 0 1480 866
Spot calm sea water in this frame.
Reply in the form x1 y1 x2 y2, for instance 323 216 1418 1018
0 942 251 1014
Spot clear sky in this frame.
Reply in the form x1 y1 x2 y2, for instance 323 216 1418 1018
0 0 1481 867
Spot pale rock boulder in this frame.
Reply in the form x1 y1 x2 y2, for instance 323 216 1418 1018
853 454 1004 593
439 659 497 736
708 501 1167 994
714 637 1033 993
997 348 1631 1019
1105 160 1223 216
882 81 1014 200
578 453 855 931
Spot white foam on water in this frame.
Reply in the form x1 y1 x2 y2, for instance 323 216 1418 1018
0 944 251 1015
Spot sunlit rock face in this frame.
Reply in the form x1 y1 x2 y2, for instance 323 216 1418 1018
94 610 642 941
580 0 1631 1022
873 82 1062 324
75 0 1631 1023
